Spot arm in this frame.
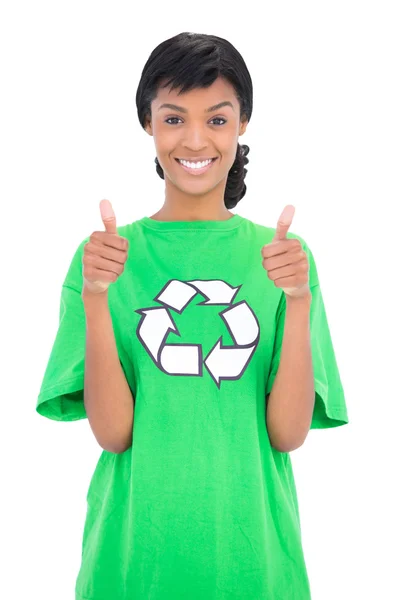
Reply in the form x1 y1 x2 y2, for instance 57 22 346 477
266 292 315 452
83 290 134 453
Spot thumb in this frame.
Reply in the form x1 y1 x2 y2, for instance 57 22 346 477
100 199 117 234
272 204 295 242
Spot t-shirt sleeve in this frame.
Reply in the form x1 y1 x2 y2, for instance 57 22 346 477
265 237 349 429
36 284 88 421
36 239 89 421
37 232 136 422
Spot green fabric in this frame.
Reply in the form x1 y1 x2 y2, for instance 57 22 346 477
36 213 349 599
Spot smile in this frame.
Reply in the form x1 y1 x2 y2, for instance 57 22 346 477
175 157 218 175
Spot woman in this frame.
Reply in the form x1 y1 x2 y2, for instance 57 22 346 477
37 31 349 600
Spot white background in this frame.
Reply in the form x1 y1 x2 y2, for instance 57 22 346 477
1 1 399 598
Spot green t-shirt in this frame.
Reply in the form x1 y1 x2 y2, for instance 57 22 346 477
36 213 349 600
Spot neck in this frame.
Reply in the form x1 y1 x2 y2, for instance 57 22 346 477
150 177 234 222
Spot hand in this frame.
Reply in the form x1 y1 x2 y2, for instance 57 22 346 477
82 199 129 296
261 205 311 299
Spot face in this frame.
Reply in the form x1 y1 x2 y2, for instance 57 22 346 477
144 77 248 197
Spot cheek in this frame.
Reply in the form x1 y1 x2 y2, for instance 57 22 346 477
217 129 240 161
155 134 181 159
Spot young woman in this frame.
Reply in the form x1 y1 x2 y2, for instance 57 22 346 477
37 31 349 600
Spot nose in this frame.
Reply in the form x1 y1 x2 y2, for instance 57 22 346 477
182 127 209 153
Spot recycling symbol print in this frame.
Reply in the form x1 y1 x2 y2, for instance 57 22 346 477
135 279 260 389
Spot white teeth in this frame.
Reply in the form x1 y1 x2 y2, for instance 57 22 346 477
179 159 213 169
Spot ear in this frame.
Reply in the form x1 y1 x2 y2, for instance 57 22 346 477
144 118 153 137
239 118 248 137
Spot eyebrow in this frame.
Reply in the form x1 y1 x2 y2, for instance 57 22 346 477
158 101 234 114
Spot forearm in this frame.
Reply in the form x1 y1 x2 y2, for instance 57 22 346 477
82 290 134 453
266 293 315 452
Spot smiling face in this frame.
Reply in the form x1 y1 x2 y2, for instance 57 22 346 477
144 77 248 202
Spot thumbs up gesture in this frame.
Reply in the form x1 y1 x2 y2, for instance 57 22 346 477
82 199 129 296
261 205 311 299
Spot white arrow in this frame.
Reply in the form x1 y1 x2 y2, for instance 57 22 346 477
136 307 177 361
204 338 256 386
221 301 260 346
186 279 240 304
160 343 201 375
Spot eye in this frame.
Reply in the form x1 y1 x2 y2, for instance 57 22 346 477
212 117 227 126
165 117 227 126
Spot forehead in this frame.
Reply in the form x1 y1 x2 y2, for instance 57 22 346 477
153 77 238 109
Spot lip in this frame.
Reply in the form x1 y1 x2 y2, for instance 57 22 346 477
175 157 218 176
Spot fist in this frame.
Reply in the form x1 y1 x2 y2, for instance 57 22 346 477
261 205 311 299
82 199 129 296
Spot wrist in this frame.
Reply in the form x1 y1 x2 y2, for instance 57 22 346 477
285 291 312 309
82 287 109 308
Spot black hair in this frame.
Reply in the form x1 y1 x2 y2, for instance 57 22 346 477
135 32 252 209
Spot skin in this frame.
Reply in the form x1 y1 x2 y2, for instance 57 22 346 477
144 76 248 222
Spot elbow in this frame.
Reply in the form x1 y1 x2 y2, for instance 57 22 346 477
96 416 134 455
98 431 132 454
268 428 308 453
266 410 311 453
101 440 131 454
271 438 305 453
114 444 131 454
